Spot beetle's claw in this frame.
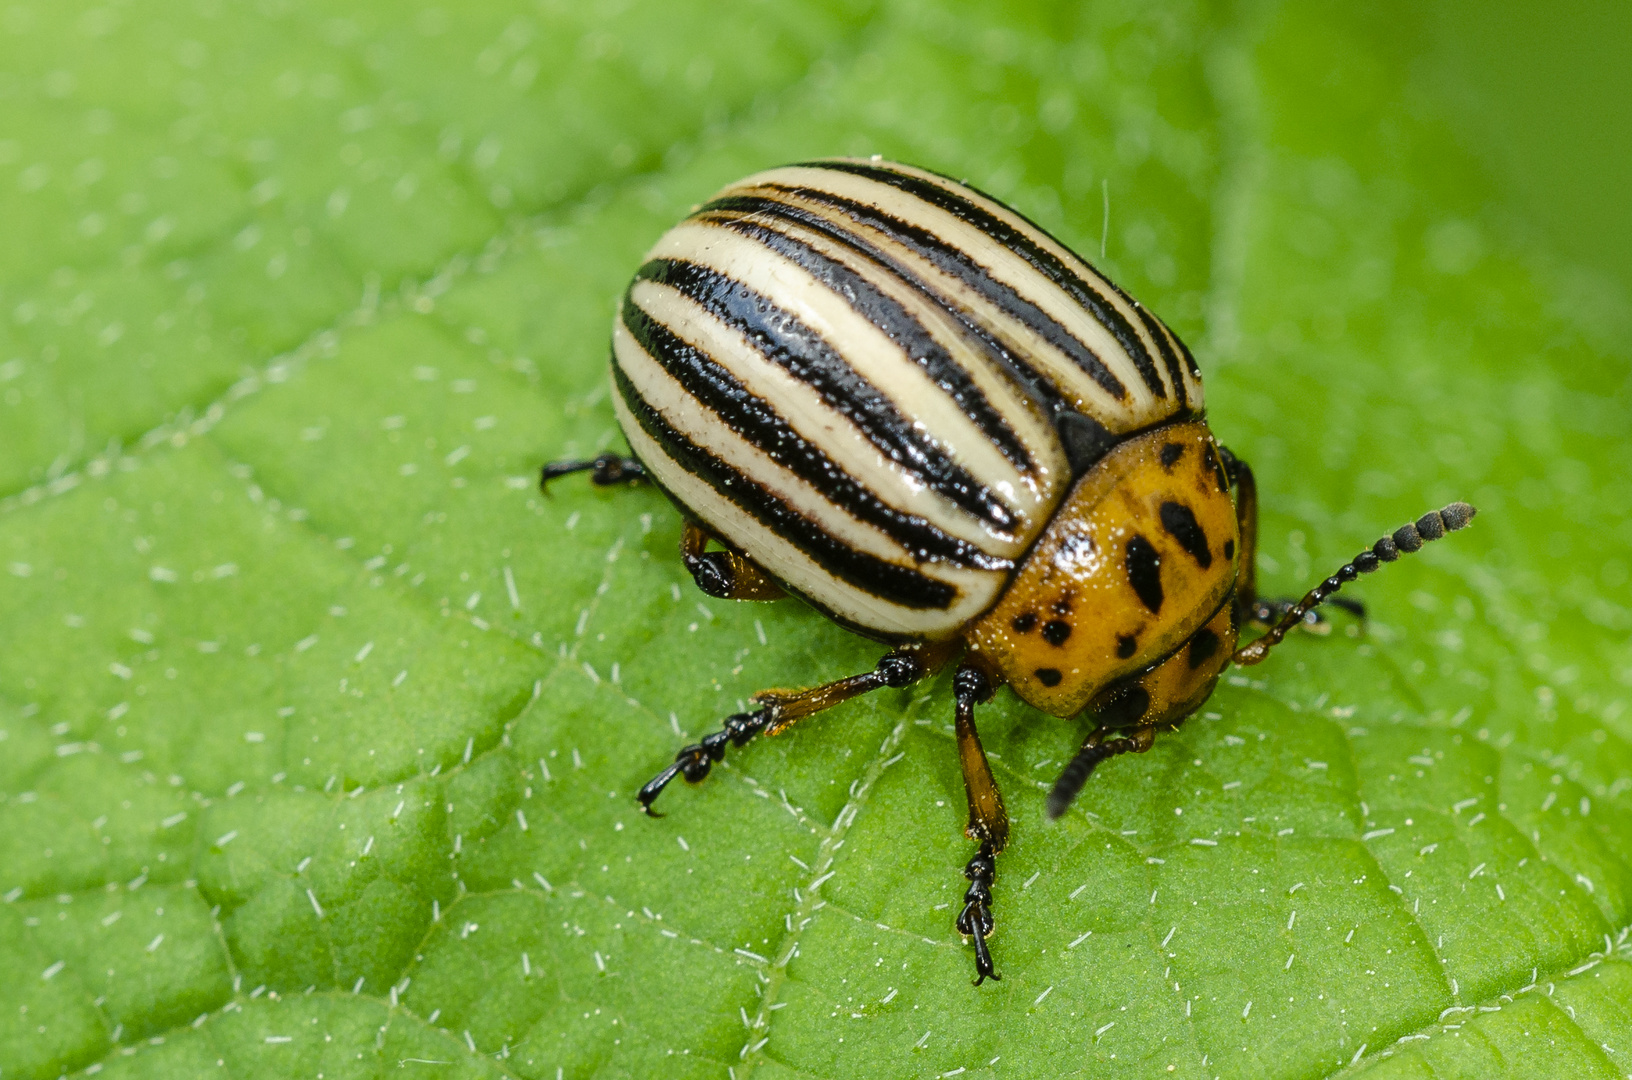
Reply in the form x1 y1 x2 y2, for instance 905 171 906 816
957 841 1001 985
636 759 688 815
635 710 770 813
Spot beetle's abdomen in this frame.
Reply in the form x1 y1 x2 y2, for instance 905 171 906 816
611 159 1202 640
967 421 1239 716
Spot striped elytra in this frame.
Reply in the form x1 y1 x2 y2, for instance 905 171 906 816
557 157 1479 987
611 158 1204 641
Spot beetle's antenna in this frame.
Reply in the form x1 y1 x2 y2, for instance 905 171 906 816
1233 502 1477 667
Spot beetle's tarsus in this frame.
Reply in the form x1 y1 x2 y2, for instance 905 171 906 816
950 667 1008 986
958 841 1001 985
1249 595 1365 633
1047 732 1115 819
679 522 789 602
540 453 646 492
635 709 769 814
685 551 737 599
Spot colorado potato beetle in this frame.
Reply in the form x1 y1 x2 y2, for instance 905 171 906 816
544 159 1475 985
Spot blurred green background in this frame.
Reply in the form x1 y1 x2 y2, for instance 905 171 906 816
1424 0 1632 300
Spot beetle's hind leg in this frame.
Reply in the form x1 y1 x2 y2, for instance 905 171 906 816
637 643 955 815
540 452 647 490
950 666 1009 985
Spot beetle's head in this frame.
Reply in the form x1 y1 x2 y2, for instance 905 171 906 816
1080 590 1239 732
966 419 1241 718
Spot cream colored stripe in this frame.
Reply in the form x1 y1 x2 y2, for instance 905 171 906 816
733 165 1168 423
883 160 1185 403
1153 316 1206 409
615 319 926 567
717 208 1075 504
612 383 1003 641
729 177 1154 432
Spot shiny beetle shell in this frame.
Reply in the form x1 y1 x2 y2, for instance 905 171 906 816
610 158 1204 643
560 156 1478 988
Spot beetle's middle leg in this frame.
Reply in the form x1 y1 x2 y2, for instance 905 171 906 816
680 521 786 601
637 640 959 815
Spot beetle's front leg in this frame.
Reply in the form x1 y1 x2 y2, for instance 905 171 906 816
637 646 945 815
950 665 1008 985
1046 724 1157 819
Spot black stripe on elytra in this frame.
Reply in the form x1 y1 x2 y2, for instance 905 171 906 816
633 257 1019 537
1172 325 1202 379
611 363 957 611
702 192 1114 470
1131 304 1188 410
1125 534 1164 613
619 301 1008 571
803 160 1170 399
738 184 1132 405
1159 501 1212 569
1092 262 1202 391
702 212 1036 475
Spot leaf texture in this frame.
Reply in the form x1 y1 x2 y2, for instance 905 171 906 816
1 1 1628 1078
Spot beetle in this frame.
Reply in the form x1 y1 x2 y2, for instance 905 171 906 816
543 158 1475 985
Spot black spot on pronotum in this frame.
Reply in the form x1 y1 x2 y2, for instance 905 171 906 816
1187 628 1220 669
1125 535 1164 613
1042 620 1072 646
1116 634 1138 659
1159 501 1212 569
1223 539 1235 561
1050 596 1072 616
1160 442 1184 468
1097 683 1150 727
1011 612 1037 634
1035 668 1063 687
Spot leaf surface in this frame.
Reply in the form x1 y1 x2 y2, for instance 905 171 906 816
1 2 1629 1078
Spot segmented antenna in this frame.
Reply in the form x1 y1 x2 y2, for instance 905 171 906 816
1232 502 1477 667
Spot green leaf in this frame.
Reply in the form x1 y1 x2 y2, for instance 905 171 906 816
1 2 1628 1078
